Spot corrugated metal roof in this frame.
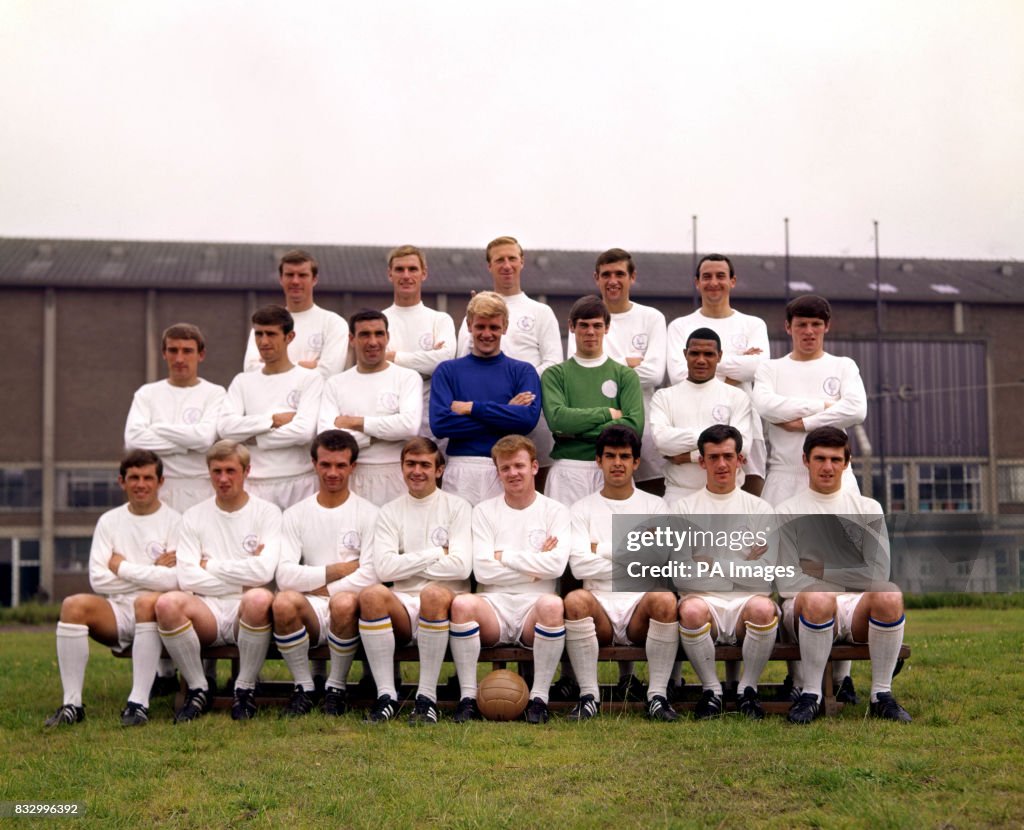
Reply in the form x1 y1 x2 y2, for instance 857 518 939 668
0 236 1018 303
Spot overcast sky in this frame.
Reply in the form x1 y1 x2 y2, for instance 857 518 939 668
2 0 1021 260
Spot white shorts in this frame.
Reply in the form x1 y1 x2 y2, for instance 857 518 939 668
301 594 331 647
351 463 405 507
592 591 644 646
781 593 863 644
160 477 214 514
442 456 503 504
107 594 139 652
762 467 859 506
197 596 242 646
683 593 778 645
746 417 767 479
544 459 603 507
480 593 543 646
247 473 317 511
392 590 422 644
636 420 664 483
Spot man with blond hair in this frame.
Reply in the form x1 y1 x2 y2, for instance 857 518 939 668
155 440 281 723
431 291 541 503
243 249 348 378
456 236 563 466
382 245 457 437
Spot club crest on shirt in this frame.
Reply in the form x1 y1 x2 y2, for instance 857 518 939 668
430 526 449 548
242 534 261 554
711 404 731 422
822 377 841 397
379 392 400 412
340 530 361 552
419 332 435 350
146 541 166 561
183 407 202 425
516 315 535 332
601 379 618 398
528 528 548 551
730 334 749 351
308 333 324 350
631 333 649 352
287 389 301 408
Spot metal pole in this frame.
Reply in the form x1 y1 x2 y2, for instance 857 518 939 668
784 217 791 305
874 220 888 512
692 215 699 308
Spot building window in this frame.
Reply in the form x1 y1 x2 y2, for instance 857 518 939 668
997 464 1024 504
57 469 123 510
55 537 92 573
917 463 982 513
0 468 43 509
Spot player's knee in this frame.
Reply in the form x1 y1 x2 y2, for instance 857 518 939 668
240 588 274 620
799 592 836 624
357 584 391 617
155 591 186 624
648 591 678 622
272 590 302 616
419 584 452 618
869 591 904 623
563 589 592 620
449 594 476 624
678 598 710 629
59 593 90 623
534 595 564 625
328 592 358 626
133 593 160 620
745 597 777 626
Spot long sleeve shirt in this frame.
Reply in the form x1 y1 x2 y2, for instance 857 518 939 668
243 304 349 378
88 503 182 595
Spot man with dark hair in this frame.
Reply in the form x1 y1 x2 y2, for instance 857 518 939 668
156 440 282 723
317 310 423 505
271 430 381 717
651 328 754 505
382 245 457 438
448 435 571 724
775 427 911 724
752 294 867 506
562 426 679 721
666 254 770 495
220 305 324 509
45 450 181 728
673 424 778 720
456 236 563 468
542 295 644 506
243 249 348 378
125 322 226 513
430 291 542 503
592 248 667 487
357 437 473 724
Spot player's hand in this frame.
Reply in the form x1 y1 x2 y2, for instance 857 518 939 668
298 359 319 370
272 411 296 428
668 452 692 465
507 392 535 406
442 547 449 556
494 550 503 562
540 536 558 552
385 350 396 362
609 408 622 420
800 558 824 578
334 414 363 430
724 377 742 387
625 357 642 368
324 561 359 581
451 401 473 415
310 586 330 597
250 543 265 557
779 418 805 432
591 543 598 553
200 557 209 570
108 552 125 574
742 347 763 355
155 550 177 568
433 341 446 351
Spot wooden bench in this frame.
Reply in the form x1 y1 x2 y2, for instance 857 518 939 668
116 642 910 717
